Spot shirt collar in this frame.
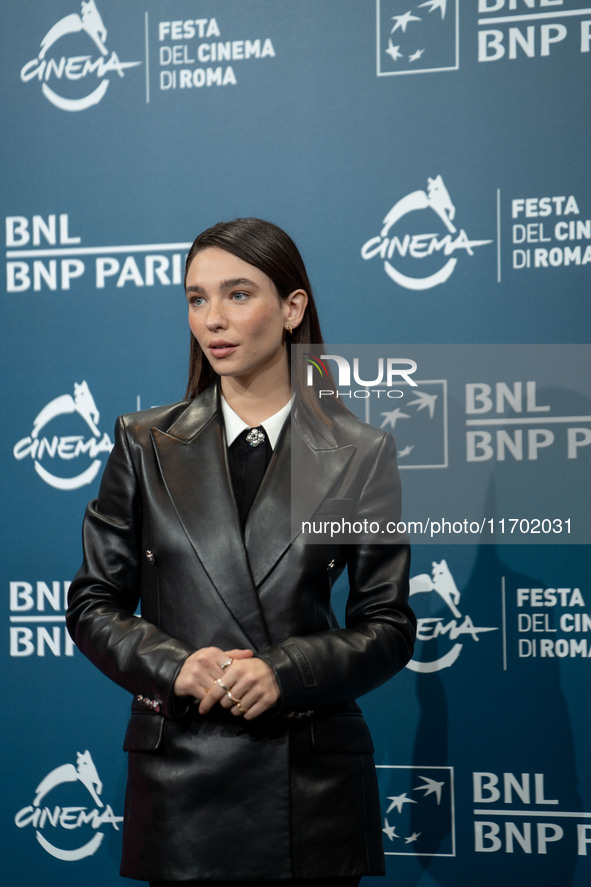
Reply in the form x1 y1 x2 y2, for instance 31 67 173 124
221 396 292 450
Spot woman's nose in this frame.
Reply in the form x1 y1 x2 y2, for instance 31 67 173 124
205 302 227 330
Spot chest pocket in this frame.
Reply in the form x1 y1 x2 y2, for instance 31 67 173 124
313 498 352 517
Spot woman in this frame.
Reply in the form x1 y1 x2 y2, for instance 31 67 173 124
67 218 415 886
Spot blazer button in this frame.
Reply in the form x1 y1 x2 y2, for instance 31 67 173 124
327 559 335 571
145 550 155 565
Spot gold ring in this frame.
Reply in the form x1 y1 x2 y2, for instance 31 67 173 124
226 691 241 706
236 701 247 714
215 678 230 692
221 657 233 670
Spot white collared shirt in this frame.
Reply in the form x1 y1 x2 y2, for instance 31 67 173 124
221 396 292 450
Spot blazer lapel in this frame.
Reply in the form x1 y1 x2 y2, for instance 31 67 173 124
245 408 356 587
151 387 272 650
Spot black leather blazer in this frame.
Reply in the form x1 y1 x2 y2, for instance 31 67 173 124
67 384 414 881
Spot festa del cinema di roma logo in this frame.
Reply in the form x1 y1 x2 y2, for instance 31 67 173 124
13 381 113 491
361 175 492 290
408 559 497 672
20 0 140 111
15 751 123 861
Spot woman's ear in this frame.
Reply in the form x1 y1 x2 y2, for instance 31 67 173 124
284 289 308 330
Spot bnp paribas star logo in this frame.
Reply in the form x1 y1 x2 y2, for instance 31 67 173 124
376 765 456 856
376 0 459 76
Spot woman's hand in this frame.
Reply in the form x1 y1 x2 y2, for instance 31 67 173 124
173 646 253 700
198 656 280 721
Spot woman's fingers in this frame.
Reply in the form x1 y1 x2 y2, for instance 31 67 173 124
224 648 254 660
198 676 233 714
215 659 280 719
195 648 252 714
172 647 273 718
174 646 252 702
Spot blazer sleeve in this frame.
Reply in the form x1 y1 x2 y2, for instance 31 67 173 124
66 416 194 718
257 431 415 711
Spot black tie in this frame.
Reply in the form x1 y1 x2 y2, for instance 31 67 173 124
228 426 272 526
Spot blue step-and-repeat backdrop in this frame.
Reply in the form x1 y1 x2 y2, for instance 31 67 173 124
2 2 590 885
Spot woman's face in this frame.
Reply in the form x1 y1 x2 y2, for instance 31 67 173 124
186 247 294 385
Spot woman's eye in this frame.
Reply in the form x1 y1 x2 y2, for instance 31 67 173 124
188 295 205 307
232 291 248 302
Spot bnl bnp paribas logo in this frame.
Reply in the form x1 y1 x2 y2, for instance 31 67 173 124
361 175 493 291
20 1 141 111
13 382 113 491
376 0 459 75
376 765 455 856
303 350 446 470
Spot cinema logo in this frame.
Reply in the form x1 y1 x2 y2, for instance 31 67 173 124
407 560 498 673
361 176 492 291
478 1 591 63
20 1 141 111
15 751 122 861
13 382 113 491
474 770 591 855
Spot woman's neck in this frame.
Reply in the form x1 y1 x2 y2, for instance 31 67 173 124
220 361 292 427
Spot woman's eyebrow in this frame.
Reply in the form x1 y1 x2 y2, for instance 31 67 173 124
186 277 258 294
219 277 258 290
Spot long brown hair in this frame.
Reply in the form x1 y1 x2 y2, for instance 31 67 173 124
183 218 342 422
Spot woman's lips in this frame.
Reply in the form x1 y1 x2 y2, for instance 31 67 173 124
208 342 238 359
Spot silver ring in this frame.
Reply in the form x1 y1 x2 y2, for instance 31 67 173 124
215 678 230 692
220 657 233 670
226 690 241 706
